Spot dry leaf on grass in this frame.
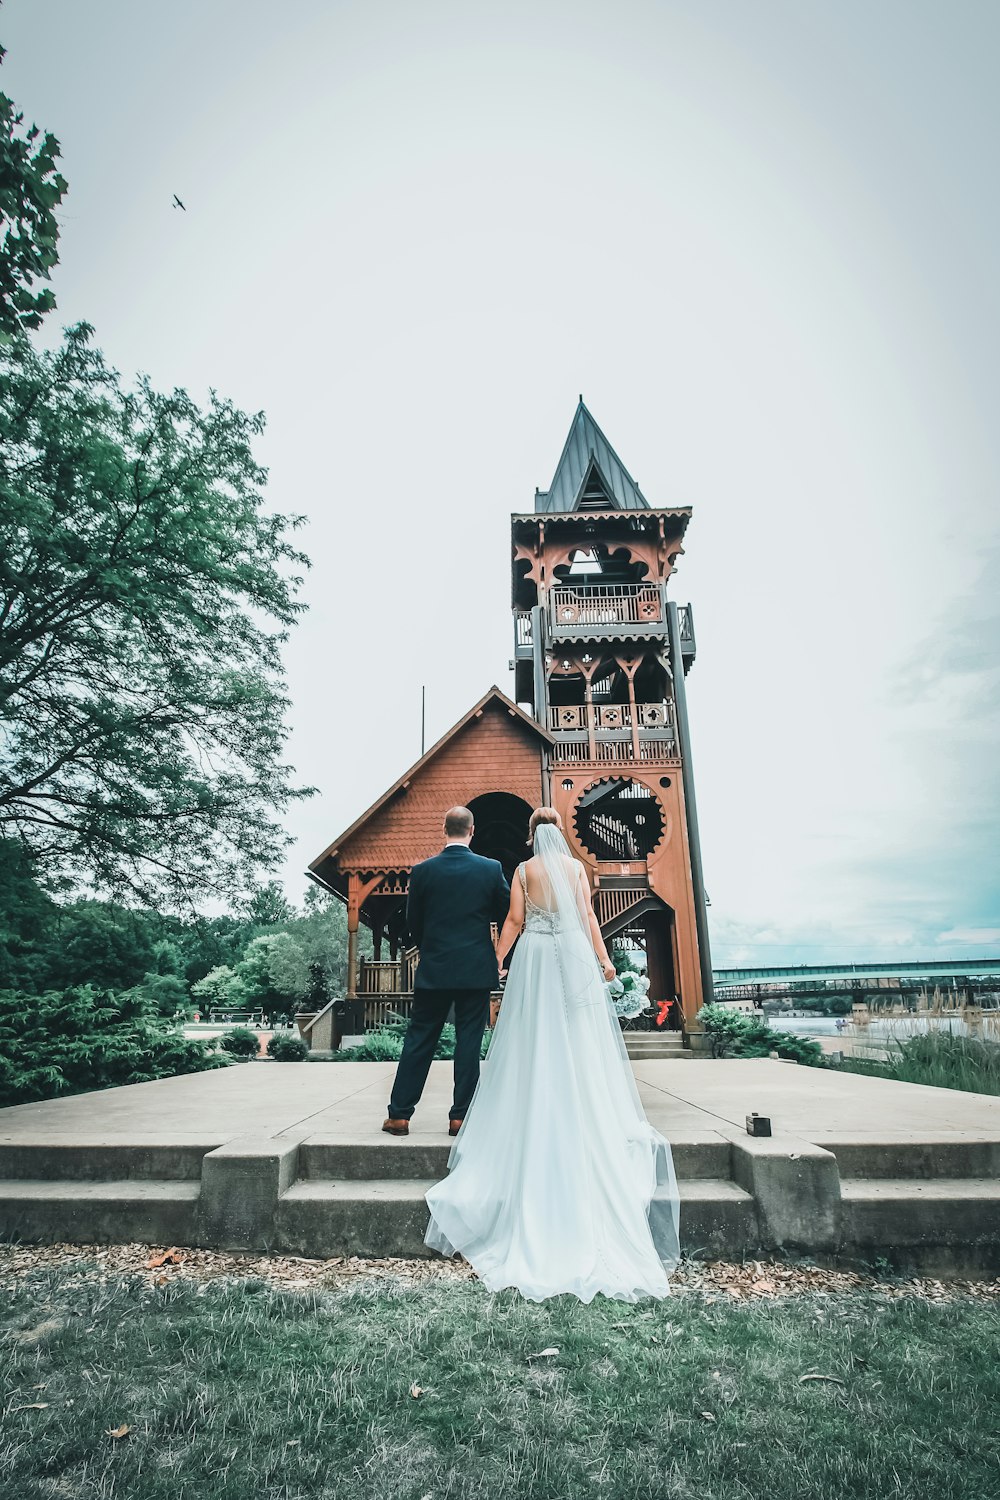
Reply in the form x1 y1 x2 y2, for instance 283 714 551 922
699 1411 716 1422
105 1423 131 1440
799 1373 846 1386
12 1403 49 1411
146 1249 183 1269
410 1383 424 1399
527 1347 559 1360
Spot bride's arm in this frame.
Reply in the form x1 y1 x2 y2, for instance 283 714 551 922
575 865 616 981
495 875 525 975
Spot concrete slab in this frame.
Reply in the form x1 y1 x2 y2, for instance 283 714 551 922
3 1058 999 1154
3 1060 1000 1272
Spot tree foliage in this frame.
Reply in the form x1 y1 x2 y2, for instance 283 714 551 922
0 325 313 904
0 983 227 1108
0 50 67 341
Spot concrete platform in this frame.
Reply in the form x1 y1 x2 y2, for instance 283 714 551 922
2 1060 1000 1275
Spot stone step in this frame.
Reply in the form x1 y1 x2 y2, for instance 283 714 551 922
823 1138 1000 1181
0 1142 216 1182
624 1038 686 1048
626 1048 696 1060
276 1177 757 1260
839 1177 1000 1274
0 1179 200 1246
296 1135 735 1183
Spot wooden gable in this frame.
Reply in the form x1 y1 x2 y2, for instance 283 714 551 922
309 687 551 888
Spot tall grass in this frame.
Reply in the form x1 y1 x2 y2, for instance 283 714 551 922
840 1030 1000 1096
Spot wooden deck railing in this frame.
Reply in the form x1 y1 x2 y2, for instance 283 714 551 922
549 583 662 633
359 950 419 995
547 702 676 733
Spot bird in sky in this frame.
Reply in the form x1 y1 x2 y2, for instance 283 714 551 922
172 194 186 211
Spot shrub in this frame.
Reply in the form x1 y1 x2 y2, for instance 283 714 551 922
329 1015 492 1062
697 1003 824 1066
0 985 228 1108
218 1026 261 1059
266 1031 307 1061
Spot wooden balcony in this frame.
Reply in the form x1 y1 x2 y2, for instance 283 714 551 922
547 701 679 766
549 583 663 638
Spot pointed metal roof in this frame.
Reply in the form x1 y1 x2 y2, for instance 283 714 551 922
535 399 649 514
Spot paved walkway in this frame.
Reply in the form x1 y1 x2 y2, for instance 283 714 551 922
3 1058 999 1153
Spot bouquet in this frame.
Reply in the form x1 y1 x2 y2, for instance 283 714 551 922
606 970 651 1019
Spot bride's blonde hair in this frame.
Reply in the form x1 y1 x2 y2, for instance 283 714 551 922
529 806 562 838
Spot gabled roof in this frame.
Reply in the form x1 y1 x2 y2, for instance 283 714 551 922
535 398 649 514
308 686 552 880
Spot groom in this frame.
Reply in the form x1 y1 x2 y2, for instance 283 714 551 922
383 806 511 1138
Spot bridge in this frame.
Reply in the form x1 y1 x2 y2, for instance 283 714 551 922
712 958 1000 1007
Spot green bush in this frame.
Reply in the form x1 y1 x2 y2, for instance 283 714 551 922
266 1031 307 1061
218 1026 261 1058
0 985 228 1108
697 1003 824 1066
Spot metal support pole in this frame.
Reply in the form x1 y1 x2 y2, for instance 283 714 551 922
667 600 714 1007
531 603 546 727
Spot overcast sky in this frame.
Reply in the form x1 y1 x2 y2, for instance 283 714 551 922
4 0 998 965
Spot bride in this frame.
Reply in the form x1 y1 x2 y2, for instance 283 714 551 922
424 806 681 1302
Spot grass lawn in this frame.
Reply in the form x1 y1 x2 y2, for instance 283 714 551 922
2 1261 1000 1500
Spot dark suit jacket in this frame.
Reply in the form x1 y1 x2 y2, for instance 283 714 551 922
406 845 511 992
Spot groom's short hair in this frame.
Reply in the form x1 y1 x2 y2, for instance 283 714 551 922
444 806 474 837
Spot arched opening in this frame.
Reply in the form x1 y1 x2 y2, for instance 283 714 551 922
467 793 534 881
573 778 665 861
552 543 649 586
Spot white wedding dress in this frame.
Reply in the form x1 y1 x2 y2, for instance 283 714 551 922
424 825 681 1303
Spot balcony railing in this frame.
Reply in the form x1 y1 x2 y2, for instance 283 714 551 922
548 702 675 734
549 583 662 636
359 951 419 995
514 611 534 649
547 700 679 766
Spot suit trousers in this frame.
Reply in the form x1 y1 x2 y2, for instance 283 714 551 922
388 987 491 1121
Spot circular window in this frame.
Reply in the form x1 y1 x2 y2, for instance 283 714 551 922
561 778 574 791
573 777 665 861
659 776 672 789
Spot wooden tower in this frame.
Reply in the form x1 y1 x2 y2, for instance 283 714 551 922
511 399 712 1027
309 400 711 1032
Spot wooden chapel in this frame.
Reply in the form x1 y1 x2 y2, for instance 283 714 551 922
308 400 712 1034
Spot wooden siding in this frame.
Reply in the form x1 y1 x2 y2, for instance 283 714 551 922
339 701 546 870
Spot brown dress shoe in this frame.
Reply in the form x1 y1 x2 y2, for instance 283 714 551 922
382 1118 409 1136
449 1118 463 1137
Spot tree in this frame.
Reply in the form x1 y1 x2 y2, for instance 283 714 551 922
244 880 297 929
191 964 248 1014
0 325 313 905
236 933 308 1024
44 900 156 992
0 51 67 341
295 884 352 992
